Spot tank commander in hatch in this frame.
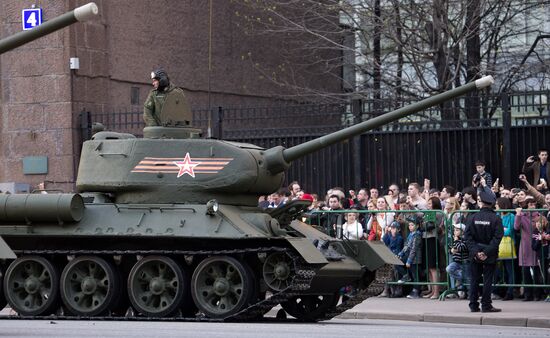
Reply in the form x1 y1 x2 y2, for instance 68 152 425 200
143 68 191 127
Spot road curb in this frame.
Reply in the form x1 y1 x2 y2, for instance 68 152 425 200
423 314 481 325
358 312 423 322
527 318 550 328
340 311 550 329
481 316 527 327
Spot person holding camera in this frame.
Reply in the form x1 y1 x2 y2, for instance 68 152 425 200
522 149 549 193
472 160 493 189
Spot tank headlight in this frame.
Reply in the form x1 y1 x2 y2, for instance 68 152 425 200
206 199 219 216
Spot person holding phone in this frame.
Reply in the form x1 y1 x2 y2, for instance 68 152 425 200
522 149 549 192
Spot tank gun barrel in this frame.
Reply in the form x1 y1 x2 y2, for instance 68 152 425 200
265 76 494 174
0 2 98 54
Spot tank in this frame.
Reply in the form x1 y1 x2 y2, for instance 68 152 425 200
0 2 495 321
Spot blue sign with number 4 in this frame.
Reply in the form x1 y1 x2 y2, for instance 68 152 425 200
22 8 43 30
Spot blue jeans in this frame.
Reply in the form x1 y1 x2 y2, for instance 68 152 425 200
493 260 514 297
446 261 471 289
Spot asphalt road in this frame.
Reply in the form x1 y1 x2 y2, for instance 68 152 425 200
1 319 549 338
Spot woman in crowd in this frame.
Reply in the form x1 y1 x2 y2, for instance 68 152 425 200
514 190 528 208
444 197 461 223
531 215 549 301
367 197 394 241
444 197 462 255
462 187 478 211
364 199 377 232
514 196 544 301
422 196 444 299
457 199 471 224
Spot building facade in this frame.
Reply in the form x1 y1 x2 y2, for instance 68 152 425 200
0 0 342 191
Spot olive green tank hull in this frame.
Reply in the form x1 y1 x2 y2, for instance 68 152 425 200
0 198 399 320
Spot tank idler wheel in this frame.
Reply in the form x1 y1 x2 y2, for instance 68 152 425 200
191 256 253 319
281 293 339 322
262 252 295 292
128 256 186 317
60 256 120 316
3 256 60 316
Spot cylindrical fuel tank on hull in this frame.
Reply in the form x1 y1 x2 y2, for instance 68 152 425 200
0 194 85 224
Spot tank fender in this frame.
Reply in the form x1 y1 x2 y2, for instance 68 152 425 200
285 238 328 265
0 236 16 259
288 219 332 241
346 240 403 271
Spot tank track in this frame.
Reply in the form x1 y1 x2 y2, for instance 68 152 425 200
314 264 394 322
0 247 316 322
1 249 392 322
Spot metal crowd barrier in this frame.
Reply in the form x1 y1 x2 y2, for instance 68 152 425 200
309 208 549 301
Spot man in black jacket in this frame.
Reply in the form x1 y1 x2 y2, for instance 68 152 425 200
463 188 503 313
320 194 343 237
522 149 549 193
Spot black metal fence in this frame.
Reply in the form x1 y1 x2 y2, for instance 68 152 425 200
81 90 550 196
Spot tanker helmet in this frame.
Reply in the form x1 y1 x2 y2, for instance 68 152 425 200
151 67 170 91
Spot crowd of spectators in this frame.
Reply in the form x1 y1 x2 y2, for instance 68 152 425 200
259 149 550 303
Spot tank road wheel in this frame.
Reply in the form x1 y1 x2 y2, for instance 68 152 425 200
3 256 60 316
191 256 252 319
262 252 295 292
127 256 186 317
60 256 120 316
281 294 339 322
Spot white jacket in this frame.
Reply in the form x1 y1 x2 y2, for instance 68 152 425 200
343 221 364 240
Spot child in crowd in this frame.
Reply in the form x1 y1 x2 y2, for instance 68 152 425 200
445 223 469 299
397 220 423 299
379 221 405 297
383 221 405 255
342 210 364 240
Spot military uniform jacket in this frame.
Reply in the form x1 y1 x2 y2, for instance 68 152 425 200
143 84 185 126
463 207 503 264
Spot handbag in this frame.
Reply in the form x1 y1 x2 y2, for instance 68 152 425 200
498 236 516 260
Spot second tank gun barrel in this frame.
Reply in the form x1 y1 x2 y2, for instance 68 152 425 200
0 2 98 54
270 76 494 170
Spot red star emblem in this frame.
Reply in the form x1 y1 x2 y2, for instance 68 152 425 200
173 152 201 178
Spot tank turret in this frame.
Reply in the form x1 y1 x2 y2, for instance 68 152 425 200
0 3 98 54
76 76 494 205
